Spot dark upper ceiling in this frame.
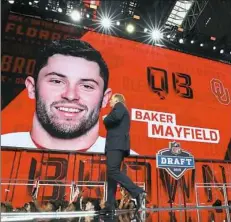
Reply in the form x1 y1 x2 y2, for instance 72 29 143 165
134 0 231 47
2 0 231 63
194 0 231 46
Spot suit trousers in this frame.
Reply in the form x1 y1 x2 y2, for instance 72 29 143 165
106 150 143 206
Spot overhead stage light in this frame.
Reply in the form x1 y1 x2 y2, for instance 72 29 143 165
151 29 163 41
167 34 171 39
8 0 14 3
200 43 204 47
116 21 120 26
144 28 148 33
179 38 184 44
220 49 224 54
58 7 63 13
86 14 90 18
101 17 112 29
126 24 135 33
71 10 81 21
213 46 216 50
191 40 194 44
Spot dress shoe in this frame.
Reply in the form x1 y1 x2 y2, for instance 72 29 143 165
99 206 115 215
136 192 147 210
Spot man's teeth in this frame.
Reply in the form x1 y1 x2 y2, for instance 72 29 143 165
57 107 82 113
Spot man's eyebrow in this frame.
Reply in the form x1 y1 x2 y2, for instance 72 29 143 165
44 73 100 85
45 72 67 78
80 79 99 85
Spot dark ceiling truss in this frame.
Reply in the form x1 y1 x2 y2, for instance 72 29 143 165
182 0 209 31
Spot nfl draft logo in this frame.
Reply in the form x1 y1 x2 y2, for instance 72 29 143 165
156 141 195 180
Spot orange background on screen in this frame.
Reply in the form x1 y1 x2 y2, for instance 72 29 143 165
2 31 231 159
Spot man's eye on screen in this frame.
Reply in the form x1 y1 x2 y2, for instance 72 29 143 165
49 79 64 85
81 84 95 91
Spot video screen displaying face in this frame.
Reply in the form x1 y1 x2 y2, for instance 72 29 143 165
2 13 231 159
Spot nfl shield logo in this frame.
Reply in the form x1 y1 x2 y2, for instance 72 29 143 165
156 141 195 180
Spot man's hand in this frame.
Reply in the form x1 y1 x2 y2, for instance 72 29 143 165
71 185 80 203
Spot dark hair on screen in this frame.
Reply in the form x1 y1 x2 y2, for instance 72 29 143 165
34 39 109 92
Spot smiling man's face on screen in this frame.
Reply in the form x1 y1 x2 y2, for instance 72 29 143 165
1 39 114 151
26 55 108 139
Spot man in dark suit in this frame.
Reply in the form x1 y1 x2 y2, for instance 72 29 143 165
100 93 146 215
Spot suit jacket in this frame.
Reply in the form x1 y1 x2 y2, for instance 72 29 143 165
103 102 130 157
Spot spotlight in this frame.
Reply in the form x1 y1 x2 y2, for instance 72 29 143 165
71 10 81 21
8 0 14 3
58 7 63 13
29 1 32 5
200 43 204 47
213 46 216 50
126 24 135 33
191 40 194 44
230 51 231 55
167 34 171 39
34 0 39 3
151 29 163 41
45 6 48 10
116 21 120 26
101 17 112 29
144 28 148 33
220 49 224 54
86 13 90 18
179 38 184 44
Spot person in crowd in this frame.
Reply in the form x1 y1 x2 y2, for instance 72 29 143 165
212 199 223 213
1 202 13 212
118 186 135 210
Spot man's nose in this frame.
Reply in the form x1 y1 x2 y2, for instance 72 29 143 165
61 86 80 101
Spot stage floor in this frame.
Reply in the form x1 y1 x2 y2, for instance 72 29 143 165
1 206 231 222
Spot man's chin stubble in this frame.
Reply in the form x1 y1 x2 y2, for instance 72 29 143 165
38 117 99 139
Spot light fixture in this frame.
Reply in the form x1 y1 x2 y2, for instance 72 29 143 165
167 34 171 39
86 13 90 18
220 49 224 54
116 21 120 26
191 40 194 44
213 46 216 50
200 43 204 47
58 7 63 13
151 29 163 41
101 17 112 29
126 24 135 33
34 0 39 3
179 38 184 44
144 28 148 33
29 1 32 5
70 10 81 21
8 0 14 3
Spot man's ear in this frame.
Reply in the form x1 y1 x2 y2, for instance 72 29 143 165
25 76 36 99
101 88 112 108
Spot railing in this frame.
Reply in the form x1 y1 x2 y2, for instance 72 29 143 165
1 147 231 209
1 179 146 204
195 183 231 221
